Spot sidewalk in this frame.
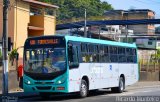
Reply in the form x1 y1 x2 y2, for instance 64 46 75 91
126 81 160 90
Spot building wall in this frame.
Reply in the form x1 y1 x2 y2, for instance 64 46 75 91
0 0 15 42
0 0 57 64
44 15 56 35
128 25 147 34
104 10 155 35
127 13 148 19
127 11 155 35
14 0 30 58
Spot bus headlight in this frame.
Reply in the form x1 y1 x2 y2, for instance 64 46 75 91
57 80 62 84
24 79 32 85
27 80 31 84
55 76 66 84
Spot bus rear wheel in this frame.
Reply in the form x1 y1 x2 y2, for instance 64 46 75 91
111 77 124 93
79 79 88 98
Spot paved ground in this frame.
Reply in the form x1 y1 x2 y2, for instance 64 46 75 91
1 81 160 102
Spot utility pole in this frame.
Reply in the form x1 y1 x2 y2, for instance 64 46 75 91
84 9 87 37
2 0 10 95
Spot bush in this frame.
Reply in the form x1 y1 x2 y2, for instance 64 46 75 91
9 49 18 66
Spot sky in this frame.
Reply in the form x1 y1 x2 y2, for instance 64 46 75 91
101 0 160 18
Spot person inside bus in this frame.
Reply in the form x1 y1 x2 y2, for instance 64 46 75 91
28 63 33 72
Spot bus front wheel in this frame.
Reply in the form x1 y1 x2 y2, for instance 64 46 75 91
79 79 88 98
111 77 124 93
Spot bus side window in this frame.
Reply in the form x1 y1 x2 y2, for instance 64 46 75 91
68 45 73 63
68 44 79 69
81 43 88 62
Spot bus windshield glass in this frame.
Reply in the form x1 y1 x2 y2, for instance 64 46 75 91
24 47 66 74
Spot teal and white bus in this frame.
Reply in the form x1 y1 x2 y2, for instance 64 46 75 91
23 35 138 98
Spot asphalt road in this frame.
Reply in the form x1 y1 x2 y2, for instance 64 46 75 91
4 85 160 102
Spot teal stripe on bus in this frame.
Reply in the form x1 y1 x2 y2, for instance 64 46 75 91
64 35 137 48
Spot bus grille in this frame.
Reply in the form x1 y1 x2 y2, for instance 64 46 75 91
35 82 54 84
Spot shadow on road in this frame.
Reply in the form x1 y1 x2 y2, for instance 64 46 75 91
0 89 129 101
16 89 126 101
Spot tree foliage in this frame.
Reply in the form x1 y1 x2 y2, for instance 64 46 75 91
151 49 160 63
38 0 113 23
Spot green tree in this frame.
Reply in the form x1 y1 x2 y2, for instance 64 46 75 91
151 49 160 63
38 0 113 23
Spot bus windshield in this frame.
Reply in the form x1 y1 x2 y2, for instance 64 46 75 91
24 47 66 74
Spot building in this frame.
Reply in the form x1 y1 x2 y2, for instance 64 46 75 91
155 26 160 34
104 9 155 35
127 9 155 35
0 0 58 63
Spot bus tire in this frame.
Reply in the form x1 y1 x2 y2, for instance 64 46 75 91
111 77 124 93
79 79 88 98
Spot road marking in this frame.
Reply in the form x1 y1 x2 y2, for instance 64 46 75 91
141 90 152 93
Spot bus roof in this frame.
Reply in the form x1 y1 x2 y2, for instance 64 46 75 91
64 35 137 48
25 35 136 48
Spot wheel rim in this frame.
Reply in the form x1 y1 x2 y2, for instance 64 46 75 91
81 83 87 96
120 79 124 91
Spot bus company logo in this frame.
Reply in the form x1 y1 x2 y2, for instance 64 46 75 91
109 65 112 70
91 67 104 74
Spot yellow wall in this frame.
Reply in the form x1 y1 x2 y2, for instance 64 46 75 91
8 0 15 43
0 0 15 42
14 0 30 58
44 15 56 35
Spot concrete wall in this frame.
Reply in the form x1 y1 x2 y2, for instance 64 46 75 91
128 25 147 34
14 0 30 59
44 15 56 35
139 71 160 81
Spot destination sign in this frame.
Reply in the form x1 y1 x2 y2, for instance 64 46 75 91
29 39 59 45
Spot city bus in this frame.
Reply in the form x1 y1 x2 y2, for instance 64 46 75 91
23 35 138 98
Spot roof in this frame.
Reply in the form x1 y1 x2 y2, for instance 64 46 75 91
56 19 160 30
22 0 59 8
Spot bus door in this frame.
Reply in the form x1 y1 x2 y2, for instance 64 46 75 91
100 45 111 88
68 42 81 92
88 44 101 89
126 48 136 84
109 46 119 87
